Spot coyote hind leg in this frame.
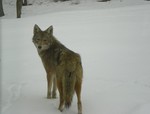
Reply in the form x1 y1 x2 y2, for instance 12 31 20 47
57 80 65 112
75 81 82 114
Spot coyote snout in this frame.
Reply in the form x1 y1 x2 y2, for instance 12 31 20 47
35 43 50 51
33 39 50 51
38 46 42 49
32 24 83 114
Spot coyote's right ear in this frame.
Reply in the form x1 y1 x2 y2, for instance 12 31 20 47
34 24 41 34
46 25 53 35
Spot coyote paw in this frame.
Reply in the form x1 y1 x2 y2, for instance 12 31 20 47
59 108 63 112
52 92 57 99
58 105 64 112
78 109 82 114
47 96 51 99
47 93 51 99
52 96 57 99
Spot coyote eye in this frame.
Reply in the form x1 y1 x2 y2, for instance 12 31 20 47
43 39 47 42
36 39 40 42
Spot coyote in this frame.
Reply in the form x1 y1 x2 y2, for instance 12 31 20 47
32 24 83 114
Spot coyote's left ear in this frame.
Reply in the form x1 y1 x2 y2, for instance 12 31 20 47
46 25 53 35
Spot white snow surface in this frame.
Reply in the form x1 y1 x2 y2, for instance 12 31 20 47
1 0 150 114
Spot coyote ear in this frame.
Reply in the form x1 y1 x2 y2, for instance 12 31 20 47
34 24 41 34
46 25 53 35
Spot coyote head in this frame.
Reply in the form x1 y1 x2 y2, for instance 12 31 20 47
32 24 53 52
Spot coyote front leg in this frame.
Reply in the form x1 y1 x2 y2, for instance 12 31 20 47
47 73 57 99
52 75 57 98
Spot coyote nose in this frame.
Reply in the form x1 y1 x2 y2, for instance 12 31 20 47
38 46 42 49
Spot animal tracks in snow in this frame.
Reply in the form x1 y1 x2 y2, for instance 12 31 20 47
1 82 26 113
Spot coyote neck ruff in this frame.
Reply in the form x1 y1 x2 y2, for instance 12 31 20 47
38 36 66 67
32 24 83 114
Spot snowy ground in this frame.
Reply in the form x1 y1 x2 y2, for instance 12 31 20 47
1 0 150 114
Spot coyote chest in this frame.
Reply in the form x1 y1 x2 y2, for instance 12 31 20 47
39 49 57 73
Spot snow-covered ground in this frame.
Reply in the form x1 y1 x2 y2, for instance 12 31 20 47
1 0 150 114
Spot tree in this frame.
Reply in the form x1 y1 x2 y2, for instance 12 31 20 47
16 0 23 18
23 0 27 6
0 0 4 17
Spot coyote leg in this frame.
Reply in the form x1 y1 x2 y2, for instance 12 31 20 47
47 73 53 99
75 82 82 114
57 80 64 112
52 75 57 98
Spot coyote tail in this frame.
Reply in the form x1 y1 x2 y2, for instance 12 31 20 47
63 71 76 108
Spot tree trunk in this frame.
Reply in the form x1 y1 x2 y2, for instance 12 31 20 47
0 0 4 17
23 0 27 6
16 0 22 18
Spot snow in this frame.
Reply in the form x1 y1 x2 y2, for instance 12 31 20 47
1 0 150 114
